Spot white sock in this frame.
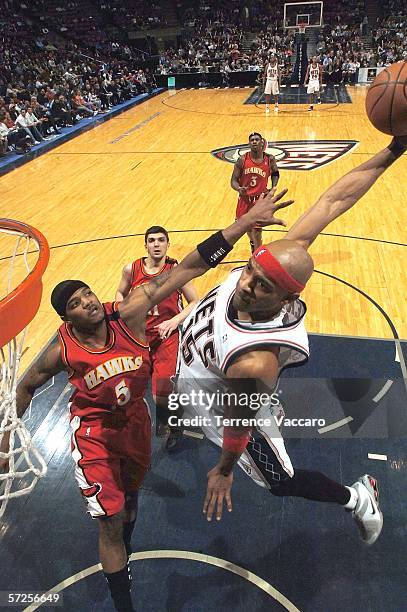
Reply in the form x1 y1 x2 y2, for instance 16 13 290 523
343 486 358 510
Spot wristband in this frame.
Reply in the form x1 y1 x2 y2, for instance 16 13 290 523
197 231 233 268
388 139 406 158
223 426 251 454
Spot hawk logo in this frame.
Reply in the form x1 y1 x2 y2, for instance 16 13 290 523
211 140 358 171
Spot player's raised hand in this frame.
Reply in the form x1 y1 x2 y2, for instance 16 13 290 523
247 187 294 227
203 465 234 522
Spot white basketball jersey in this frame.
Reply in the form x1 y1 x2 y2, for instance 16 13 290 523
175 268 309 486
177 267 309 390
266 63 278 80
310 64 320 80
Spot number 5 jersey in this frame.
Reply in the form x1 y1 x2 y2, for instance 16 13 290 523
58 302 151 419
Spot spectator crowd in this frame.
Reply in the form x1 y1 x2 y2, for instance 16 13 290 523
1 0 405 155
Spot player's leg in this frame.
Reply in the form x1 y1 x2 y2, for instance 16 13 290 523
71 416 135 611
264 81 271 113
121 406 151 556
272 81 279 112
98 511 134 612
245 430 383 545
152 332 183 451
236 197 255 252
308 90 314 111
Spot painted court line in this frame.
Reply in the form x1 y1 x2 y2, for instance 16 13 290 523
373 380 393 402
183 430 204 439
23 550 301 612
110 112 160 143
318 416 353 434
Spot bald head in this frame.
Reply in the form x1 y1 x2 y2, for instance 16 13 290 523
263 239 314 287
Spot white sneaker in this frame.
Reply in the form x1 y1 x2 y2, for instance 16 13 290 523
265 106 270 113
350 475 383 545
274 106 279 112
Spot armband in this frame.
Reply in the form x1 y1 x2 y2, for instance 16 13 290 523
388 139 406 159
197 231 233 268
222 426 252 454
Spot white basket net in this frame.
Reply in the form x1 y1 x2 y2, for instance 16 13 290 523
0 225 47 519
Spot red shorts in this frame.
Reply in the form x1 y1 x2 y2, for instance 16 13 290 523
148 331 179 399
70 401 151 518
236 194 262 221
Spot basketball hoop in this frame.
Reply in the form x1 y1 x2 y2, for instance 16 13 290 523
0 219 50 519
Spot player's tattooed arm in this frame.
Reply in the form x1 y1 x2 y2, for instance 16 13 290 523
121 191 294 328
115 263 132 302
286 137 407 250
16 337 65 418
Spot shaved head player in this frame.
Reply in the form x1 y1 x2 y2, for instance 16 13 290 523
0 193 293 612
175 136 407 544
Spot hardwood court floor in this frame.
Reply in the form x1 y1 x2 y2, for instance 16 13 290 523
1 86 406 372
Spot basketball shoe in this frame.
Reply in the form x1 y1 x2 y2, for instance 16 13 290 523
350 474 383 545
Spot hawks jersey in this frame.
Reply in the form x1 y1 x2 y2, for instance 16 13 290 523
239 152 271 199
130 257 183 340
266 63 278 80
58 302 151 419
309 64 321 81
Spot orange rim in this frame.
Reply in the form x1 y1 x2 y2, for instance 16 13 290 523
0 219 50 348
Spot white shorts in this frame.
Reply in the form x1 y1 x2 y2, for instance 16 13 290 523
175 377 293 488
264 79 279 96
307 80 320 94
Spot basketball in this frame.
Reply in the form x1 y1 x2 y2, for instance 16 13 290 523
365 61 407 136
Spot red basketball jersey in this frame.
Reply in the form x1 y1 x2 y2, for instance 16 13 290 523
130 257 182 340
58 302 151 419
239 152 271 198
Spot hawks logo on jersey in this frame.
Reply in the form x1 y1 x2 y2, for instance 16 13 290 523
212 140 359 171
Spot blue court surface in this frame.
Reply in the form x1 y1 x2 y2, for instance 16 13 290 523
245 84 352 105
0 334 406 612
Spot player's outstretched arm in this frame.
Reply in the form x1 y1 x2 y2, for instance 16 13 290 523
115 263 132 302
120 189 294 329
1 339 65 469
286 137 407 250
16 338 65 419
204 349 279 521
